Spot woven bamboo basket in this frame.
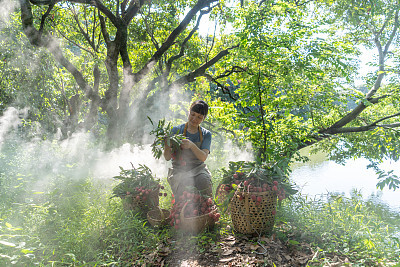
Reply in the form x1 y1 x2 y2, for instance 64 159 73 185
147 207 171 227
229 190 277 235
179 202 215 234
215 184 229 205
122 188 160 213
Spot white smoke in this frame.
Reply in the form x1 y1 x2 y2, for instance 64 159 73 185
0 107 28 148
0 0 17 25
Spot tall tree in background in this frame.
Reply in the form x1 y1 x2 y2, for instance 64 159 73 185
18 0 237 142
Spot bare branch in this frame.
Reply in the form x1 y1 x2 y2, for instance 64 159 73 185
372 112 400 125
383 9 399 57
55 26 95 56
39 1 54 34
71 6 96 51
206 73 239 100
214 66 246 79
171 44 239 86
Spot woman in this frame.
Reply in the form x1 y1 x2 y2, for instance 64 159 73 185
164 100 213 199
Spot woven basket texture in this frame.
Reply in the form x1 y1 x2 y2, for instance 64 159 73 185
215 184 229 205
179 202 215 234
229 191 277 235
122 188 160 213
147 207 170 227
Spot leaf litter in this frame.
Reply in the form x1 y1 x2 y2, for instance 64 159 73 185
136 229 356 267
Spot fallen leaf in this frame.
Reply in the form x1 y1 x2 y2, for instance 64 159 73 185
222 249 234 256
226 240 236 246
219 257 234 263
225 235 235 241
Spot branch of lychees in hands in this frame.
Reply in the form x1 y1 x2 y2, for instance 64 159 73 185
149 118 185 160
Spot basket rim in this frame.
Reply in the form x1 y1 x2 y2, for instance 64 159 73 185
180 201 217 221
238 190 277 196
147 208 170 221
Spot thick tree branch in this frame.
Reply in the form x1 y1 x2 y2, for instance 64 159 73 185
39 2 54 34
99 13 111 45
30 0 61 4
324 122 400 134
134 0 218 82
326 12 399 131
171 44 239 86
93 0 119 26
123 0 146 24
166 8 211 76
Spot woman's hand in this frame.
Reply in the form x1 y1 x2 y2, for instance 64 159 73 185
163 136 172 161
180 139 194 150
181 139 209 162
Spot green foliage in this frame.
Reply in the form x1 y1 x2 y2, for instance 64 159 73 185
220 160 297 197
279 191 400 265
112 164 160 198
217 161 298 212
206 0 360 163
0 13 65 134
149 118 185 159
368 162 400 191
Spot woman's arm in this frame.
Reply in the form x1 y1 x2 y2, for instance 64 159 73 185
180 139 209 162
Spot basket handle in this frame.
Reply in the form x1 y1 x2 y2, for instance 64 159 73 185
157 206 165 221
180 201 189 222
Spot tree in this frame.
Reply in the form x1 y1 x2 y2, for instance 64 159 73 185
18 0 237 142
0 14 65 135
13 0 400 189
205 0 400 188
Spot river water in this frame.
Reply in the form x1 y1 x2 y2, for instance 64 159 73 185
290 148 400 211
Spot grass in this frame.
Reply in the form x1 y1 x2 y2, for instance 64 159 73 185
1 139 400 266
276 190 400 266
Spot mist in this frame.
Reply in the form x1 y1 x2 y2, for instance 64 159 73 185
0 3 256 263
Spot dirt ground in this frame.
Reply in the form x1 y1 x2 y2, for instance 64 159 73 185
143 226 353 267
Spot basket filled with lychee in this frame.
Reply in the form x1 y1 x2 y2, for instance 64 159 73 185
112 164 166 213
218 161 297 235
168 190 220 234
